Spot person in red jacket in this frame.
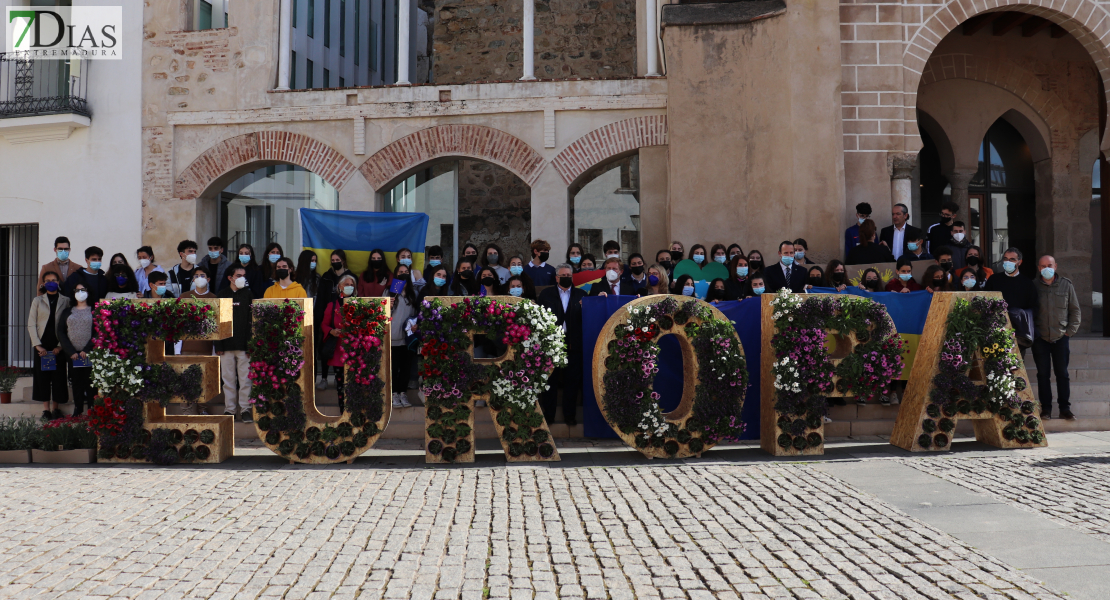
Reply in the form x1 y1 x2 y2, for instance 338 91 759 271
885 257 923 293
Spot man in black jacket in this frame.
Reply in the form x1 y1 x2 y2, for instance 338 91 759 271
879 203 923 260
216 265 254 423
764 241 807 293
63 246 109 305
537 264 587 426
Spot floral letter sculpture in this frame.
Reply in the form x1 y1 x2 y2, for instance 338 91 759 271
761 291 904 456
250 298 393 464
417 296 566 463
891 292 1047 451
89 298 233 464
592 296 749 458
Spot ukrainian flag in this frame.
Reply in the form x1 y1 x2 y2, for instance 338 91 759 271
300 209 430 276
842 289 933 379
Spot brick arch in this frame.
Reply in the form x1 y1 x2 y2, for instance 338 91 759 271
358 125 546 190
551 115 667 186
919 53 1073 149
175 132 358 200
904 0 1110 150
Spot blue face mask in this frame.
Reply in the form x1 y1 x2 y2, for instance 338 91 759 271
1002 261 1017 274
433 276 447 287
737 267 748 277
714 256 726 264
570 256 582 265
962 278 977 289
90 261 102 271
898 273 912 282
156 285 167 296
208 251 221 260
648 275 659 286
509 287 523 297
753 286 765 295
692 255 705 264
239 255 251 264
1040 267 1055 280
268 254 280 263
428 259 441 268
56 250 69 261
510 265 523 276
399 258 412 267
907 242 919 252
44 281 59 293
310 261 317 270
795 251 805 261
780 256 794 267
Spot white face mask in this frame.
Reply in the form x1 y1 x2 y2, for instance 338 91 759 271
185 253 198 264
953 233 965 242
194 277 208 289
139 258 151 268
606 269 620 282
606 253 619 260
234 276 247 289
74 290 88 302
342 285 355 296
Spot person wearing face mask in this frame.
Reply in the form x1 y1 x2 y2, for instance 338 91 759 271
688 244 708 268
179 267 218 359
669 241 685 264
926 201 959 255
425 245 446 276
461 242 480 264
524 239 557 286
846 220 894 265
263 257 307 298
589 258 627 297
109 252 132 270
579 254 597 272
620 253 650 294
57 283 95 417
709 244 729 266
385 267 418 409
747 250 766 276
655 249 675 278
317 249 350 310
845 202 874 256
38 236 75 294
946 221 972 269
133 245 164 295
673 274 697 298
358 249 393 298
565 243 586 272
933 247 956 284
858 268 884 293
202 237 231 287
825 259 849 292
260 242 286 287
885 257 923 292
956 245 992 283
480 244 509 284
923 265 949 293
295 250 321 298
602 240 622 263
477 266 501 297
903 232 933 262
726 244 744 264
419 267 452 301
104 263 139 300
706 278 728 303
28 272 71 420
62 246 109 306
765 241 808 293
986 248 1038 358
505 275 536 300
743 275 767 300
537 264 587 425
216 266 257 423
395 247 424 288
144 271 175 300
958 269 979 291
804 266 825 292
221 243 265 298
644 264 670 296
507 255 536 291
725 256 752 300
1032 254 1080 420
167 239 199 297
449 258 479 296
792 239 815 265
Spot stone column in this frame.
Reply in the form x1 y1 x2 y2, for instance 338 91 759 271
276 0 292 90
944 169 977 228
521 0 535 80
645 0 660 76
397 0 412 85
888 152 916 213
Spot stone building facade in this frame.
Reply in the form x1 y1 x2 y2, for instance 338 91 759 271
135 0 1110 329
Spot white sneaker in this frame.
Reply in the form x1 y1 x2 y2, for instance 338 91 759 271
823 416 833 423
315 378 327 390
391 393 404 408
399 394 412 408
889 391 900 405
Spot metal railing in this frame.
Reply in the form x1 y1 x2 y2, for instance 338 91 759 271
1 224 39 369
0 52 90 119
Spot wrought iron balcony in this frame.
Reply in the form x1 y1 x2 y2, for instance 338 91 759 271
0 52 90 119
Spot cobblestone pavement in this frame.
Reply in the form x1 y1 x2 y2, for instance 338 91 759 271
0 463 1068 600
903 454 1110 543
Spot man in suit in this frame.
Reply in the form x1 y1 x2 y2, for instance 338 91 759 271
879 203 922 260
537 264 587 426
588 258 627 297
765 241 807 293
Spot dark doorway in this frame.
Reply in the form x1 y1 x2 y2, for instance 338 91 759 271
968 119 1036 276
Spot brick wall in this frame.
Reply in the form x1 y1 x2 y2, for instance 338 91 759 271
433 0 636 84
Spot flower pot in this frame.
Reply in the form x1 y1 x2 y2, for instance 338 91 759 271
31 448 96 464
0 449 30 463
0 392 10 404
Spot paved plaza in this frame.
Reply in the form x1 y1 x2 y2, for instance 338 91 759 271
0 433 1109 600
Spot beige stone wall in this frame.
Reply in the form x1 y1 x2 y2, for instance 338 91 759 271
457 160 533 262
433 0 636 84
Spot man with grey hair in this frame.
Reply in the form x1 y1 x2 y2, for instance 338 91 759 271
1032 255 1081 420
537 264 586 426
879 203 922 260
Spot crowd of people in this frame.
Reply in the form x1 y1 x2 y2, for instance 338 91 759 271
26 205 1083 428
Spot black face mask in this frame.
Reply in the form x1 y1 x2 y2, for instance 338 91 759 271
331 261 343 271
965 256 980 267
832 272 845 282
659 260 672 269
558 276 573 289
750 260 764 270
481 276 496 286
670 251 683 262
940 261 953 271
932 279 945 287
866 279 881 290
538 252 550 263
370 259 385 270
808 276 823 287
459 270 472 279
275 268 289 280
631 265 644 276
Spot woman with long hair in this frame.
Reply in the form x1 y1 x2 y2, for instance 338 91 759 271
261 242 285 283
295 250 320 298
358 248 392 298
449 258 478 296
320 274 358 412
386 266 418 408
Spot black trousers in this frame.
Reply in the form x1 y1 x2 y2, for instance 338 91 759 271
541 350 581 424
1033 336 1070 412
391 346 411 394
330 366 346 413
32 350 68 404
70 366 96 414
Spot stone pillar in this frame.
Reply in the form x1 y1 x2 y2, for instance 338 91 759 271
645 0 660 76
397 0 412 85
888 152 916 213
521 0 535 80
944 169 976 227
276 0 291 90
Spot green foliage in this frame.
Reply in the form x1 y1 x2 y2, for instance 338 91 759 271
0 416 41 451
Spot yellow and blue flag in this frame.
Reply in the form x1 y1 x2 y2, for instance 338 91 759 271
300 209 429 276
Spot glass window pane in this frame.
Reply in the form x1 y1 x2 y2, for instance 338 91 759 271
572 155 641 261
990 192 1009 262
221 165 339 258
386 164 457 267
199 0 213 30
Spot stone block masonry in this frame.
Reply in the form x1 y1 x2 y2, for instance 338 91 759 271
433 0 636 84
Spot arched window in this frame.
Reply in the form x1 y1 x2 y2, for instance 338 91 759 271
219 164 339 254
570 155 640 261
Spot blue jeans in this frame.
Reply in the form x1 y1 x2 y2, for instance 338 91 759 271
1032 336 1070 413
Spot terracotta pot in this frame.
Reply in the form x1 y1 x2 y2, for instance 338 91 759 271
0 449 29 463
31 448 96 464
0 392 10 404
